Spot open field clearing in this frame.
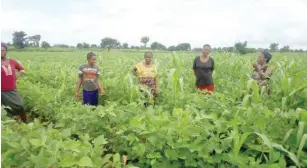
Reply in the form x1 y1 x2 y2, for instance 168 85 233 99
2 51 307 167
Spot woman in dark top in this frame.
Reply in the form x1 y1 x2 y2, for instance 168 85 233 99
193 44 215 94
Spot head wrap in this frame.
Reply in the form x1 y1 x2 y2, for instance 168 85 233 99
1 42 8 51
262 50 272 63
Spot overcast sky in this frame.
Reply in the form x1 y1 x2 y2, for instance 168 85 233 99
1 0 307 49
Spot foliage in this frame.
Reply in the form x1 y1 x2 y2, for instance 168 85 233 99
280 46 291 52
141 36 150 48
123 43 129 49
101 37 120 52
270 43 279 52
76 43 83 49
91 44 98 48
41 41 51 49
235 41 248 54
150 42 166 50
12 31 28 49
82 42 90 49
53 44 70 48
176 43 191 51
2 51 307 167
27 35 41 47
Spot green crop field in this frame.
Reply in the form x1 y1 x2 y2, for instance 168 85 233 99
2 50 307 167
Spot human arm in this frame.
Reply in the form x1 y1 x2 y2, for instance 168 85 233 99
75 66 83 100
15 60 24 79
75 78 82 100
193 58 197 76
132 66 138 76
98 80 106 95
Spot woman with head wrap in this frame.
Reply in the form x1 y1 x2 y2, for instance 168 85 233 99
133 52 158 107
1 42 27 122
252 50 274 94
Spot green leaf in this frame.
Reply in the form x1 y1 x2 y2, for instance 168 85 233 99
59 156 76 167
297 134 307 159
164 149 179 160
29 139 41 147
93 135 108 147
78 156 93 167
282 129 294 144
297 122 305 147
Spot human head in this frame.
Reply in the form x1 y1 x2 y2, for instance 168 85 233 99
1 42 8 58
87 52 97 65
202 44 211 56
144 52 153 64
257 50 272 65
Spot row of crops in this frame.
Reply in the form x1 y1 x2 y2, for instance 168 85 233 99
1 51 307 167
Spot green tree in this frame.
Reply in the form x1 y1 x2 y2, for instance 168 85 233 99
168 46 176 51
141 36 150 48
91 44 97 48
82 42 90 48
76 43 83 49
12 31 27 49
123 43 129 49
269 43 279 52
41 41 51 50
53 44 70 48
100 37 120 52
150 41 166 50
176 43 191 51
280 46 290 52
234 41 248 54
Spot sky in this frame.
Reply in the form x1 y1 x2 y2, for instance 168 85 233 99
1 0 307 49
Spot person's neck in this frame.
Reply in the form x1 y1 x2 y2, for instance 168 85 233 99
202 55 209 58
1 57 7 61
144 62 151 65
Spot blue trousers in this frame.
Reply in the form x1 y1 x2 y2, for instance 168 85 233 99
83 90 98 106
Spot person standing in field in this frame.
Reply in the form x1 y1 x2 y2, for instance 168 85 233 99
252 50 273 94
75 52 106 106
1 42 27 123
133 52 158 106
193 44 215 94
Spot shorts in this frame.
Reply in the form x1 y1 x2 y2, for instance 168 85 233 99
83 90 98 106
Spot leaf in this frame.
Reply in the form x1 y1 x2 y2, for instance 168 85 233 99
59 156 76 167
29 139 41 147
101 154 113 165
93 135 108 147
78 156 93 167
164 149 179 160
297 134 307 159
151 159 156 165
282 129 294 144
297 122 305 147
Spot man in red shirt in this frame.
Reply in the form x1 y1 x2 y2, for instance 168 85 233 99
1 42 26 122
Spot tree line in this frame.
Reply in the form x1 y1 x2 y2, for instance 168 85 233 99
8 31 306 53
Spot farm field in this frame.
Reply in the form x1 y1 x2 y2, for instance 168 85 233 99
1 50 307 168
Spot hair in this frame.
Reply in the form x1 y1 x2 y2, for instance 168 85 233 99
144 51 153 57
1 42 8 51
261 50 272 63
87 52 96 60
203 44 211 49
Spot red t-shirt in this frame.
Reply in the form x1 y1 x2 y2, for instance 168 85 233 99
1 58 24 91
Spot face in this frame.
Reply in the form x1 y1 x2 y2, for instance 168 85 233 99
202 46 211 56
144 54 152 64
1 47 7 58
257 54 266 65
88 56 97 65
